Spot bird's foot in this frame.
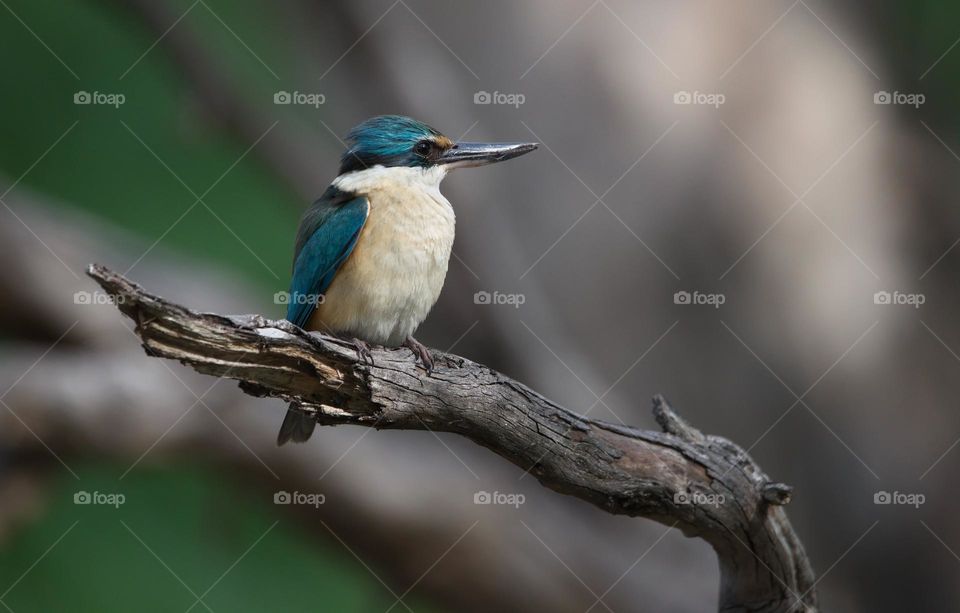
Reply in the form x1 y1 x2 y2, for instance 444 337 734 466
351 338 374 365
404 336 434 374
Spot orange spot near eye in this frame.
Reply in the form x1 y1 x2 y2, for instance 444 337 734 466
434 136 454 149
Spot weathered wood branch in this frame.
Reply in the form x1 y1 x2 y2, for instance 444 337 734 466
87 263 817 613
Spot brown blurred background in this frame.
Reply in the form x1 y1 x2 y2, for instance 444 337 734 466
0 1 957 611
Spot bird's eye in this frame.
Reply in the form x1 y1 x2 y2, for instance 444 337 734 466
414 141 432 156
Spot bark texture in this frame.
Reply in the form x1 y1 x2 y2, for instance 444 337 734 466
87 263 817 612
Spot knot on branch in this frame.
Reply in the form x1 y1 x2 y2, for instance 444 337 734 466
652 393 705 443
762 482 794 506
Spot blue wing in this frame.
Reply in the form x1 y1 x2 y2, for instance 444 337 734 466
286 189 369 328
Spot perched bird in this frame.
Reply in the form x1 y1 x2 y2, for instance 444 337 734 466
278 115 537 444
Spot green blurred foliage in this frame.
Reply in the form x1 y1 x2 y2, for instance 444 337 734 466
0 0 300 288
0 463 418 612
882 2 960 123
0 1 436 610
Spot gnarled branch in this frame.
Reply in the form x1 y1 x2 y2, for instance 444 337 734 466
87 263 817 613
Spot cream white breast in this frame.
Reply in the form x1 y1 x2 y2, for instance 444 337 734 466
307 165 455 346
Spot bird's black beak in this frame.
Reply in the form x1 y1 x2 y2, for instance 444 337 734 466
439 141 538 169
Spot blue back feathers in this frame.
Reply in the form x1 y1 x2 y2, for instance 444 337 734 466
285 186 369 328
339 115 445 174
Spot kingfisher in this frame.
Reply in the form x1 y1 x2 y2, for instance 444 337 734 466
277 115 537 445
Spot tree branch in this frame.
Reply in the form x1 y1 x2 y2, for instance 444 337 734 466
87 263 817 613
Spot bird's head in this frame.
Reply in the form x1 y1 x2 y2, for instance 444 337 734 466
339 115 537 175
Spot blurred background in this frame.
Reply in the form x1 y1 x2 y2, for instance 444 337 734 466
0 0 957 610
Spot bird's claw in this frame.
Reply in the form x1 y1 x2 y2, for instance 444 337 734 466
404 336 434 374
352 339 374 365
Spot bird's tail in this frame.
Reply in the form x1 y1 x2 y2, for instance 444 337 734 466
277 405 316 445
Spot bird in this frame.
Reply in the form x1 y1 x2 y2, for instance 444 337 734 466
277 115 537 445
